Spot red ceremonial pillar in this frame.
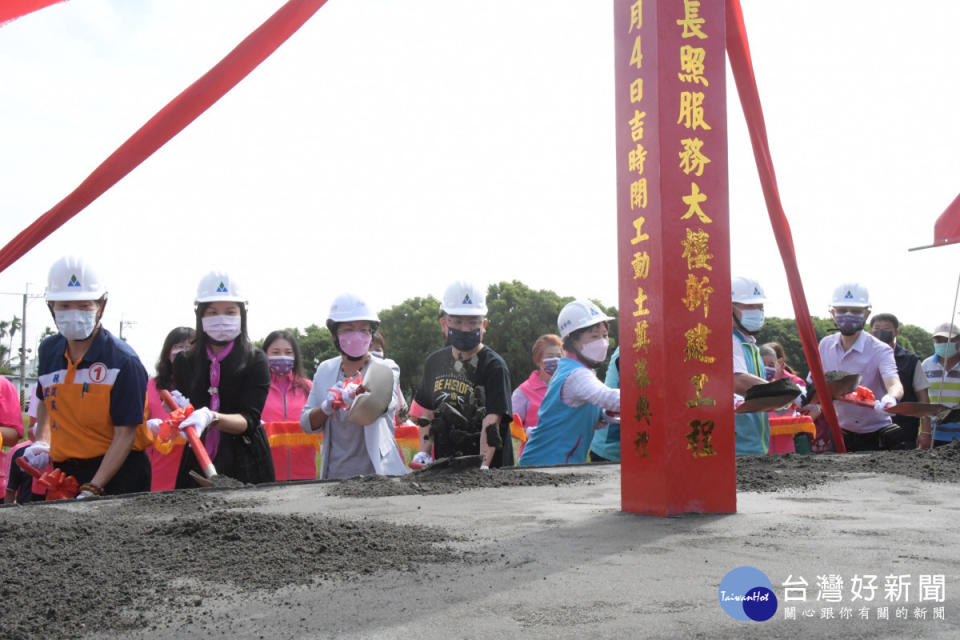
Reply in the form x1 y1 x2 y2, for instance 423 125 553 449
614 0 735 515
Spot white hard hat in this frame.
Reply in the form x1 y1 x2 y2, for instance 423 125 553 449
557 300 613 339
45 256 107 301
440 280 487 316
327 293 378 324
195 270 246 304
830 282 870 308
731 276 766 304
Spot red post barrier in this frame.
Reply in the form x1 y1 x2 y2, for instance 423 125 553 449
615 0 735 515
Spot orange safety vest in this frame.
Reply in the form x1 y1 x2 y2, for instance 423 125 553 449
263 421 321 481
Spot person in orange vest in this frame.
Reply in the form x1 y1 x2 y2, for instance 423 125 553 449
261 330 315 480
145 326 194 491
27 256 153 498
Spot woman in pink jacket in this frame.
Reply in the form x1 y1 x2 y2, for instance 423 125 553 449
146 327 195 491
261 330 314 480
511 334 563 454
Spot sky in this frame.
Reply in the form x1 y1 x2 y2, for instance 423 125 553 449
1 0 958 379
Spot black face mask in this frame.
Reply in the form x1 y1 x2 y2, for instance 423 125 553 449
447 328 482 352
872 329 895 346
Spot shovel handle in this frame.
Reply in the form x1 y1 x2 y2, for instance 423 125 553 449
837 397 876 409
14 456 43 479
158 389 181 414
182 425 218 479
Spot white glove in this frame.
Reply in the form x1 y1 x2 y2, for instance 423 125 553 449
734 394 745 409
412 451 433 466
179 407 216 438
23 442 50 469
146 418 164 436
170 389 190 409
878 394 898 412
341 382 360 409
601 410 621 424
319 382 344 416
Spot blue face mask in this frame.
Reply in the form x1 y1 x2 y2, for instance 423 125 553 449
739 309 764 332
934 342 959 359
541 357 560 376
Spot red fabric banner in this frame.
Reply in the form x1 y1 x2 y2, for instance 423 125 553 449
724 0 845 451
0 0 69 28
0 0 329 274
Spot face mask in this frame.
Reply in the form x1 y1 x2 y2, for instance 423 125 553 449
447 328 483 352
739 309 764 332
269 355 295 376
370 350 384 359
872 329 895 346
934 342 960 359
542 357 560 376
339 331 372 358
55 309 98 341
764 366 777 381
580 338 608 363
202 314 241 342
834 313 865 336
169 348 187 363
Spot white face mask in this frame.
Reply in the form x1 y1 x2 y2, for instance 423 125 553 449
739 309 765 332
580 338 609 363
55 309 98 341
202 315 242 342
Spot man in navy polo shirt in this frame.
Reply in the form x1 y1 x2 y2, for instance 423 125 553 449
26 256 151 498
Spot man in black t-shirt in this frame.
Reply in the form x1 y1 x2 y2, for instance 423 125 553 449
413 281 513 468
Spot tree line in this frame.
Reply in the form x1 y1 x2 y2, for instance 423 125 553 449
263 280 934 398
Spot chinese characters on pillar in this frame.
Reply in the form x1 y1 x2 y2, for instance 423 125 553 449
624 0 651 456
676 0 717 456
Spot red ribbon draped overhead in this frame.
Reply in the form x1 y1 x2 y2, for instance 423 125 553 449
724 0 845 452
0 0 329 273
0 0 69 27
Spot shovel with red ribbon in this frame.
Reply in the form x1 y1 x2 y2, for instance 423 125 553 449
158 389 219 481
15 458 80 500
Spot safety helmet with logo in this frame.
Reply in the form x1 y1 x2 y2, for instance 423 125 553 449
45 256 107 302
830 282 870 309
440 280 488 316
195 271 246 305
326 293 379 333
731 277 766 304
557 300 613 340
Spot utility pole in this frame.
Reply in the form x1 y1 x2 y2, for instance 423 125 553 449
119 314 137 341
20 284 27 406
0 285 45 407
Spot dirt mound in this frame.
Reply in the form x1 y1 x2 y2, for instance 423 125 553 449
737 441 960 492
0 492 459 640
328 467 591 498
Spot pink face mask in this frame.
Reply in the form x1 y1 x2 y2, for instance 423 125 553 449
339 331 372 358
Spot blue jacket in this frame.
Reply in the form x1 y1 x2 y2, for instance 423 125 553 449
519 357 601 466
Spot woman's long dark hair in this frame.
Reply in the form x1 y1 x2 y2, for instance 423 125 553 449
155 326 195 390
263 329 310 393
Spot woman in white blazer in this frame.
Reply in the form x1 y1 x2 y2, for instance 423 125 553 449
299 293 407 479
